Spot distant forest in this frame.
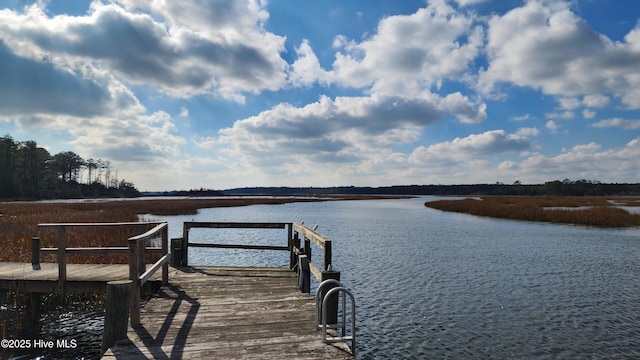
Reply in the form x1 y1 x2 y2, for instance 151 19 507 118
222 180 640 197
0 135 140 199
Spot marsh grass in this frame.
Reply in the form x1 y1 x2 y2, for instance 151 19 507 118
0 196 388 263
425 196 640 227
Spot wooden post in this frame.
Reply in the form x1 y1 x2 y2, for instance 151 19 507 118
304 236 312 261
171 238 183 267
22 293 42 335
161 225 169 285
31 237 41 270
101 280 132 355
320 270 341 325
290 232 300 270
128 239 141 326
298 254 310 293
324 240 332 271
137 240 146 275
57 226 67 294
182 223 190 266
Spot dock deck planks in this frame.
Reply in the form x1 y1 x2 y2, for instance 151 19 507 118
102 266 353 359
0 262 163 293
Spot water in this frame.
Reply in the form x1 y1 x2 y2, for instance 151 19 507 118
141 197 640 359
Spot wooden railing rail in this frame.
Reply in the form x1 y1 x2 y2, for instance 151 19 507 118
291 223 340 293
36 222 164 294
128 222 169 326
179 222 294 267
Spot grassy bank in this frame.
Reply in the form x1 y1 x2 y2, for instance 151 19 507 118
0 196 401 263
425 196 640 227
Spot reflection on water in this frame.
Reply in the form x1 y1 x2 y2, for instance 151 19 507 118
146 197 640 359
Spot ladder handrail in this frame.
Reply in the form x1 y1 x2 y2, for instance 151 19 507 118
321 286 356 357
315 279 343 329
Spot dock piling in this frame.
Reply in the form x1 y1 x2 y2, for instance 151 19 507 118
101 280 132 355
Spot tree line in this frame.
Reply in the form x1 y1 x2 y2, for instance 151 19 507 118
222 179 640 197
0 135 140 199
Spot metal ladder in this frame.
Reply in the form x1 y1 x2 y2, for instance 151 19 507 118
316 279 356 357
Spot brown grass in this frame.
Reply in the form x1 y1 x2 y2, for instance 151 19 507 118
425 196 640 227
0 196 401 264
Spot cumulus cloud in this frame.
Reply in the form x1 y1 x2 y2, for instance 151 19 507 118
592 118 640 130
0 1 288 101
328 0 483 96
582 94 610 108
479 0 640 108
288 39 331 87
409 129 532 163
499 138 640 183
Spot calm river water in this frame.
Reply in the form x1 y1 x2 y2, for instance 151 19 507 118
141 196 640 359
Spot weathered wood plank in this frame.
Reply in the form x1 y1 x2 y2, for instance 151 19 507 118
103 266 353 359
0 262 165 292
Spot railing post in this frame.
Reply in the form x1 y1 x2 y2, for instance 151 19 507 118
162 224 168 285
290 230 300 270
57 226 67 294
128 238 141 326
182 223 189 266
138 240 146 276
298 254 310 293
287 223 293 270
171 238 184 267
304 236 312 261
324 240 332 272
101 280 132 355
31 237 41 270
320 270 341 325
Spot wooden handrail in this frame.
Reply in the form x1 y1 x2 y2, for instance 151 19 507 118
291 223 338 292
128 222 169 326
35 221 169 327
181 222 293 267
36 221 163 294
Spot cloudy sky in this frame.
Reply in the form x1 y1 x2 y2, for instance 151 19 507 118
1 0 639 191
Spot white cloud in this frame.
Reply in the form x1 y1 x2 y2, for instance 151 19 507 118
558 97 581 110
546 120 560 132
582 94 610 108
592 118 640 130
288 39 331 87
498 138 640 183
328 0 483 96
0 1 288 102
409 129 532 162
479 0 640 108
546 111 575 120
582 109 596 119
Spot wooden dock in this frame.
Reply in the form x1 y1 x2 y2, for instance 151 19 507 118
0 262 163 293
1 221 355 358
102 266 353 359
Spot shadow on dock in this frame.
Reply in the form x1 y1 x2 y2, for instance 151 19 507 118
103 266 353 359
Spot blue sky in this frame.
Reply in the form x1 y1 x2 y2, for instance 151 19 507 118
1 0 639 191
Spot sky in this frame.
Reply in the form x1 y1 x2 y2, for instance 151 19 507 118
1 0 639 191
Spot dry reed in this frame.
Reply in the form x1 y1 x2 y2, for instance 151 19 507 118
425 196 640 227
0 196 395 264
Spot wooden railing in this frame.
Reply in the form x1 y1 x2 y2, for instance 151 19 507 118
291 223 340 293
128 222 169 325
35 221 169 325
175 221 340 294
178 222 293 267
